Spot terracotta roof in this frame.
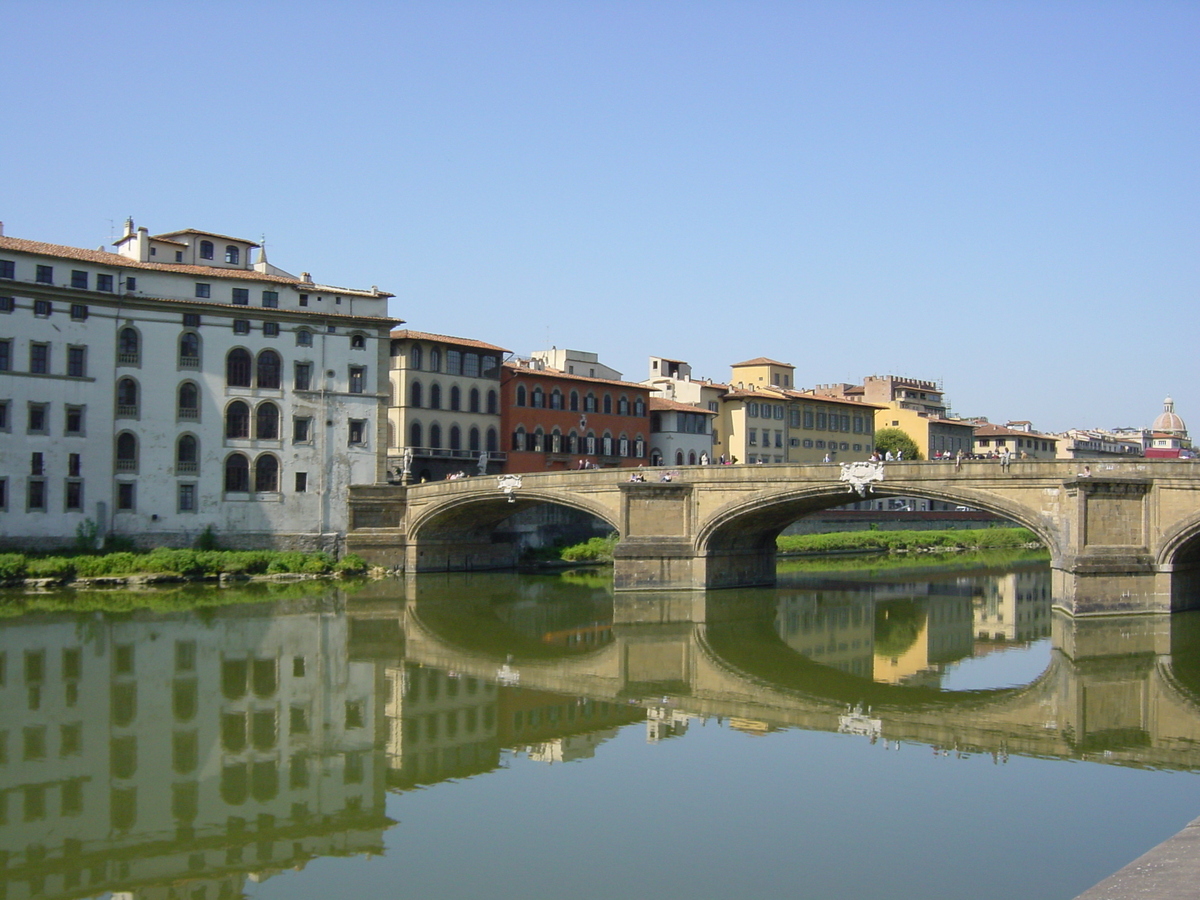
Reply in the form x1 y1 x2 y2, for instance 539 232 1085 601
502 361 651 392
390 329 509 353
0 235 393 296
731 357 792 368
649 398 718 414
973 423 1056 441
152 229 261 247
79 292 402 324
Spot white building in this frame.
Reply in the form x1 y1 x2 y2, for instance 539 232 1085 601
0 220 398 551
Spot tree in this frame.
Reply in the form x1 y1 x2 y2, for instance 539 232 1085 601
874 427 922 460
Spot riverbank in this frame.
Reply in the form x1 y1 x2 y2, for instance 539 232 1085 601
0 548 369 591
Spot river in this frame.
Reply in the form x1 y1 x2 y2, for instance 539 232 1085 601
3 554 1200 900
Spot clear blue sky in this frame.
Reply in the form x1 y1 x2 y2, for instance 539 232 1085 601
5 1 1196 432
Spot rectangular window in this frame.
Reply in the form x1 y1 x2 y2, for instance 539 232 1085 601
348 366 365 393
233 319 250 335
298 293 309 307
27 480 46 511
178 483 196 512
446 350 462 375
348 420 366 445
28 404 48 434
294 363 312 391
262 291 279 308
748 428 757 446
231 288 249 305
70 270 88 289
116 482 135 511
65 405 84 435
294 472 307 492
463 353 480 378
804 410 814 429
30 343 49 374
183 312 200 327
125 276 136 291
36 265 53 284
70 303 88 321
293 417 311 443
0 339 9 370
0 478 6 510
31 452 44 475
67 346 86 377
65 480 83 511
195 283 211 298
68 453 81 477
0 400 8 430
0 260 13 278
34 299 51 317
97 273 114 292
0 296 12 312
263 322 279 337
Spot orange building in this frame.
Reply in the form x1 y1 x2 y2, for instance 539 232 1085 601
500 359 652 472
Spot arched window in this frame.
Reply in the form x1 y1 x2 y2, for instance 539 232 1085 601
256 402 280 440
469 427 481 452
618 396 629 415
585 393 597 413
428 348 441 372
689 451 697 465
116 378 139 416
429 423 442 449
675 450 685 465
512 427 526 452
586 432 597 455
568 431 579 454
619 436 630 457
486 428 498 452
550 390 563 410
256 350 281 389
225 454 250 492
226 349 252 387
296 329 313 347
410 345 422 370
533 428 545 452
429 383 442 409
254 455 279 492
178 332 200 368
177 382 199 420
487 390 498 414
634 397 645 417
410 381 423 408
603 394 613 414
602 433 613 456
118 327 140 364
351 333 366 349
199 240 214 260
225 245 239 265
177 435 198 474
551 429 562 453
449 386 461 411
409 421 423 448
116 432 138 472
570 391 580 412
531 387 544 409
516 385 527 407
449 425 461 451
635 436 645 458
225 401 250 439
469 388 480 413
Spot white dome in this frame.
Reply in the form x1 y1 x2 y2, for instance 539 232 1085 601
1153 396 1187 435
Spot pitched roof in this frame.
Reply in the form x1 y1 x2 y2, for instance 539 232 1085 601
973 423 1057 441
649 398 718 414
0 235 393 296
502 361 651 392
390 329 509 353
731 356 792 368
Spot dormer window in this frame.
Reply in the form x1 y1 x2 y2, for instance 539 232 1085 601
225 246 240 265
199 241 214 260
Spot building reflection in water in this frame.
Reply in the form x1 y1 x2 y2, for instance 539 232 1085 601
3 566 1200 899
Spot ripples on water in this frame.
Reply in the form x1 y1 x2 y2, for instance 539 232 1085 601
3 558 1200 900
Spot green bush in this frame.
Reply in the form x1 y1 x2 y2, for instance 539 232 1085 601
560 535 618 562
0 554 28 580
26 557 75 579
334 554 368 575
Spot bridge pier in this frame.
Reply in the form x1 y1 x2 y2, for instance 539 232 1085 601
406 539 519 574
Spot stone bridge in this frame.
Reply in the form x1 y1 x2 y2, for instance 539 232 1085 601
347 459 1200 614
389 590 1200 771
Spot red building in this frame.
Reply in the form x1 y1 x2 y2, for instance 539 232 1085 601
501 359 652 472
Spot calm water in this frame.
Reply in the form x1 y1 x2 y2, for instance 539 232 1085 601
5 557 1200 900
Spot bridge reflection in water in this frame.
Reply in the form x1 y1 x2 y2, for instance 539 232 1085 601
4 570 1200 899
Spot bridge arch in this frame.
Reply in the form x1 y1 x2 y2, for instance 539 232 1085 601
694 482 1062 564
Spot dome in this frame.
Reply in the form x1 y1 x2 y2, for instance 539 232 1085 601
1153 396 1187 435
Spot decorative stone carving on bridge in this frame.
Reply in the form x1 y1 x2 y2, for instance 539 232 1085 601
497 474 523 502
839 460 885 497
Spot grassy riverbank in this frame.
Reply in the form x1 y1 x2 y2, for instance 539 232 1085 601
0 548 368 586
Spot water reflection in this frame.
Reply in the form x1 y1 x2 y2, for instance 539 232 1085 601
3 566 1200 899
